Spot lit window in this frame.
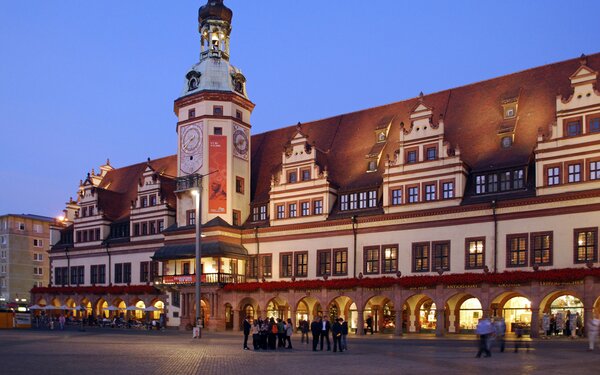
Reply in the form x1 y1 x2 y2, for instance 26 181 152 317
575 228 597 263
507 235 528 267
590 161 600 180
408 186 419 203
313 200 323 215
364 247 380 274
382 246 397 273
531 232 552 266
425 184 436 201
391 189 402 205
466 238 484 269
442 182 454 199
547 167 560 186
412 243 429 272
568 164 581 183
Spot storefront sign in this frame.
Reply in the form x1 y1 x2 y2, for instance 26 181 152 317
497 283 521 288
163 275 196 284
15 313 31 328
445 284 479 289
540 280 583 286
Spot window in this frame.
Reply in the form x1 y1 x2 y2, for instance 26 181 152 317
133 223 140 236
213 106 223 116
333 248 348 276
18 222 25 231
547 166 561 186
260 205 267 221
589 117 600 133
172 291 181 308
214 127 223 135
82 207 87 217
566 119 582 136
590 161 600 180
340 195 348 211
574 228 597 263
34 267 43 276
95 228 100 241
501 136 513 148
82 231 88 242
280 253 292 278
54 266 68 286
513 169 524 189
408 186 419 203
568 163 581 183
236 176 244 194
232 210 241 226
260 255 272 278
359 192 367 209
149 221 156 235
0 236 5 245
301 169 310 181
90 206 95 216
294 252 308 277
141 223 148 235
531 232 552 266
115 263 123 283
368 191 377 207
33 224 42 233
1 250 6 258
442 182 454 199
158 220 164 232
364 247 380 274
33 253 43 261
487 174 498 193
140 261 149 283
349 193 358 210
382 245 398 273
426 147 437 161
235 110 243 120
313 200 323 215
367 160 377 172
412 243 430 272
391 188 402 205
424 184 436 201
432 241 450 271
317 250 331 277
507 234 528 267
150 261 159 279
247 256 258 278
475 175 486 194
188 108 196 118
276 205 285 219
91 265 102 284
288 203 297 218
407 150 417 164
465 238 485 269
70 266 84 285
301 201 310 216
288 171 297 183
187 210 196 226
141 196 148 208
33 239 43 247
150 195 157 206
182 262 190 275
500 171 511 191
123 263 131 284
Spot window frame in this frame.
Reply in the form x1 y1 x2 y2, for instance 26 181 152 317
567 162 582 183
363 246 380 275
294 251 308 278
465 237 485 270
588 114 600 133
432 241 450 272
506 233 529 268
441 179 455 199
391 187 403 205
574 227 598 264
279 252 293 278
316 249 332 277
530 231 553 266
381 244 398 273
235 176 245 194
563 116 583 137
423 182 436 201
412 242 430 273
333 248 348 276
407 185 419 203
544 164 562 186
312 199 323 215
260 254 272 278
424 143 438 161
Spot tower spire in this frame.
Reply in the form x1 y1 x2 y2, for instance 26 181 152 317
198 0 233 60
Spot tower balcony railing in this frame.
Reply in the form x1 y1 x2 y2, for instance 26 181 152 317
153 272 246 286
176 174 202 192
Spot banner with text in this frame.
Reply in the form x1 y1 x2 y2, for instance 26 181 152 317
209 135 227 213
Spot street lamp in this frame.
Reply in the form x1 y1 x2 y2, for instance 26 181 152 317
191 184 203 338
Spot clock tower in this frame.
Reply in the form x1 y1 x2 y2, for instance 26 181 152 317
174 0 254 227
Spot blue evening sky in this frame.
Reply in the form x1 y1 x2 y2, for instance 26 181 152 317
1 0 598 218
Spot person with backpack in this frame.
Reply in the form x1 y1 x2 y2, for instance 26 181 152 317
268 317 277 350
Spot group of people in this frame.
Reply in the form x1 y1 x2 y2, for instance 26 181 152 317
541 311 583 338
242 315 349 353
475 316 514 357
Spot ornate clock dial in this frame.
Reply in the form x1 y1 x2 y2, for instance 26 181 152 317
233 127 249 158
180 123 203 174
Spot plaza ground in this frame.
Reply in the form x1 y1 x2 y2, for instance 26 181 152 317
1 328 598 375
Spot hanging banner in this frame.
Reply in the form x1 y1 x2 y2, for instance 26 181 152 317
209 135 227 213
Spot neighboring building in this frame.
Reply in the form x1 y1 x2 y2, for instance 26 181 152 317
0 214 53 307
33 0 600 337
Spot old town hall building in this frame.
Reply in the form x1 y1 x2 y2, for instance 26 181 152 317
33 1 600 337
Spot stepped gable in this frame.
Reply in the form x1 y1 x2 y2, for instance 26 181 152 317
250 52 600 201
95 155 177 221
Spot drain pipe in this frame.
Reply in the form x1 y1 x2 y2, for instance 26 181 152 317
105 242 112 285
492 200 498 273
65 246 70 286
254 227 260 281
351 216 358 278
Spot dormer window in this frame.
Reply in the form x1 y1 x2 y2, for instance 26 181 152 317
589 117 600 133
141 196 148 208
377 132 386 142
501 136 513 148
407 150 417 164
367 160 377 172
426 146 437 161
565 118 582 137
288 171 297 183
301 169 310 181
188 78 198 91
502 101 517 119
149 195 157 206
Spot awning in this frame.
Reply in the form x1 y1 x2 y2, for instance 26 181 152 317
152 242 248 260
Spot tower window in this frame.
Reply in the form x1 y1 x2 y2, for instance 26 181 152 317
188 108 196 119
213 106 223 116
236 110 243 120
367 160 377 172
214 127 222 135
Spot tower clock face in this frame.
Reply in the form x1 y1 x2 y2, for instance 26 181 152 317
233 125 249 160
180 123 203 174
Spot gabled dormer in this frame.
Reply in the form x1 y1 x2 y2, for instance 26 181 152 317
383 94 468 212
365 116 394 172
535 54 600 196
73 168 110 246
268 124 335 226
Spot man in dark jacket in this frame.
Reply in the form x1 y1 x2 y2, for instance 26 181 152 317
310 317 321 351
320 316 331 351
242 316 251 350
331 318 343 352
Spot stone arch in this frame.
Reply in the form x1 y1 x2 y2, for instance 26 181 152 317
265 296 290 320
446 293 483 333
491 291 532 333
539 291 585 337
404 292 437 333
94 298 108 319
362 294 395 334
295 295 322 322
326 295 356 331
539 290 584 314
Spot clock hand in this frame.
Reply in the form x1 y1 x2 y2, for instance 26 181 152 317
182 135 196 149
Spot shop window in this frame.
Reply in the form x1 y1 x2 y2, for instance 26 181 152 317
574 228 597 263
507 234 528 267
412 242 430 272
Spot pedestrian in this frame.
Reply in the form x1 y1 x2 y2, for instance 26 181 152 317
59 314 66 330
588 313 600 351
550 313 556 336
277 318 286 349
242 316 251 350
268 317 277 350
475 317 494 358
260 318 269 349
366 315 374 334
341 317 349 351
310 317 321 351
332 318 343 352
576 312 583 337
493 317 506 352
251 319 260 350
300 319 309 344
542 313 550 339
514 323 530 353
285 318 294 349
320 316 331 351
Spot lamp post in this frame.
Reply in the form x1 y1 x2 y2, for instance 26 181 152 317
192 182 203 338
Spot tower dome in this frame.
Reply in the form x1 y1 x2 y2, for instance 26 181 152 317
198 0 233 25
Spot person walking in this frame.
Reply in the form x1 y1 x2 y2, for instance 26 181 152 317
58 314 66 330
332 318 343 352
588 313 600 351
300 319 309 344
320 316 331 351
493 317 506 352
341 318 349 351
285 318 294 349
310 317 321 351
242 316 251 350
366 315 374 334
475 317 494 358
